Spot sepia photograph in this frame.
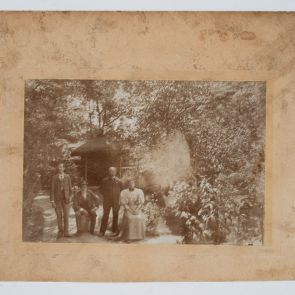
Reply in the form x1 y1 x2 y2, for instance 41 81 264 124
23 79 265 245
1 5 295 285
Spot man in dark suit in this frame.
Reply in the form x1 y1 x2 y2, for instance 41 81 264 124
98 167 123 237
73 180 100 235
50 162 73 238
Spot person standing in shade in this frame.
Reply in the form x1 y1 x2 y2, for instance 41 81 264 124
98 167 122 237
73 180 100 236
50 162 73 239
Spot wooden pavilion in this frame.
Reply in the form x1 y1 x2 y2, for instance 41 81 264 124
71 134 121 185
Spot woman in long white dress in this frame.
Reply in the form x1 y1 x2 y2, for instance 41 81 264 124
119 179 145 242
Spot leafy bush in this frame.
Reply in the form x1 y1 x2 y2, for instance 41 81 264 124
166 179 263 245
142 197 164 236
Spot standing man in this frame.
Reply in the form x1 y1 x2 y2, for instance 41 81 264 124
50 162 73 239
98 167 122 237
73 180 100 236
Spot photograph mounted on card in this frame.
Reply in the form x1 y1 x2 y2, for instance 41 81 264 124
0 11 294 282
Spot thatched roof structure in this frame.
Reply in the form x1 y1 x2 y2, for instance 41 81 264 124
71 135 120 157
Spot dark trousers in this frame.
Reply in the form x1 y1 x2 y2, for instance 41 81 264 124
55 197 70 234
75 210 97 233
100 204 119 234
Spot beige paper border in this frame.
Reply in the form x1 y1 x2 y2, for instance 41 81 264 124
0 12 294 281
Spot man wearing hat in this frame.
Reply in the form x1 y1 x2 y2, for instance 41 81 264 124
73 180 100 235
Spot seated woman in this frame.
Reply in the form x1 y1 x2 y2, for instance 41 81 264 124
73 180 100 235
119 178 145 243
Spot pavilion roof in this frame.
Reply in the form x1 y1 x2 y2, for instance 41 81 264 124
71 135 120 157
